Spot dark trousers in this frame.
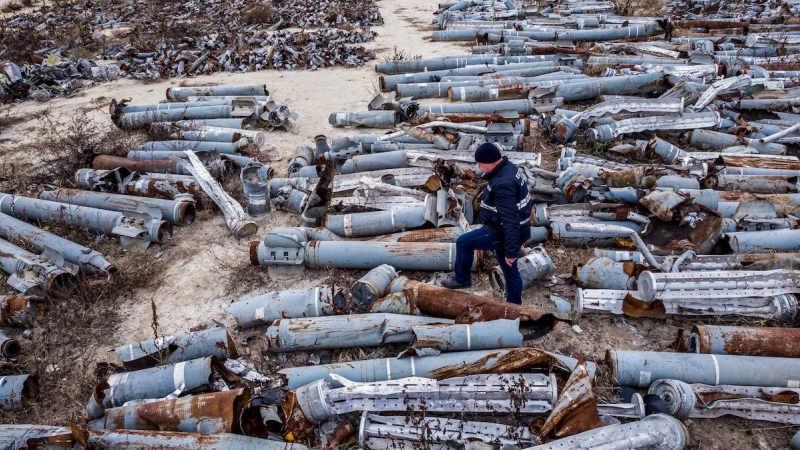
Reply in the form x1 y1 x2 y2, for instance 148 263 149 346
452 227 523 305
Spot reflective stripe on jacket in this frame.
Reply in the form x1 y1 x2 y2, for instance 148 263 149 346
478 156 532 257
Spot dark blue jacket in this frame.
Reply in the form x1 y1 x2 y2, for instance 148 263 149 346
478 157 532 258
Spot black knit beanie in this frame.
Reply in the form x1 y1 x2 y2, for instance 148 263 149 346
474 142 502 163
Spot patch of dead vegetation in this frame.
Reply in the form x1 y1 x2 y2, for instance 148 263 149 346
0 109 144 192
0 249 166 426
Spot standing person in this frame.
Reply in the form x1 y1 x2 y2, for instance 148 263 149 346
440 142 532 304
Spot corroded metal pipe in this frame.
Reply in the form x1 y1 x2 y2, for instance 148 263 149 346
0 193 172 248
688 325 800 358
38 188 196 226
0 212 115 276
397 279 558 325
265 314 453 352
279 348 592 389
0 374 38 411
607 350 800 387
226 286 345 328
0 294 44 327
166 85 268 102
524 414 686 450
114 326 239 370
88 388 251 433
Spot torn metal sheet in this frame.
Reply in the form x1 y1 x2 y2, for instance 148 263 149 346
279 348 594 390
537 362 603 439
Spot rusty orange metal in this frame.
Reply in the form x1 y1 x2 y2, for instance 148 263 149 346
0 294 44 327
93 389 250 434
428 347 562 379
402 280 557 326
93 155 181 173
717 155 800 170
537 362 603 439
691 325 800 358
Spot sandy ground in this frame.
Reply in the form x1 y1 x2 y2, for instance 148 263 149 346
0 0 798 447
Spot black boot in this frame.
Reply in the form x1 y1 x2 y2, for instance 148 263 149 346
440 276 471 289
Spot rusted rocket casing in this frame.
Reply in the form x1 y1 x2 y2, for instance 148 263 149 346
526 414 687 450
351 264 398 308
38 188 196 226
76 168 206 205
0 425 75 448
0 374 38 411
86 356 238 420
279 347 593 389
0 294 44 327
93 154 194 176
0 212 116 277
226 285 345 328
166 85 269 102
688 325 800 358
86 429 308 449
88 388 251 434
265 314 453 352
124 173 206 204
402 319 523 356
0 329 21 359
114 326 239 370
0 193 172 248
607 350 800 388
398 279 558 325
0 237 77 294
